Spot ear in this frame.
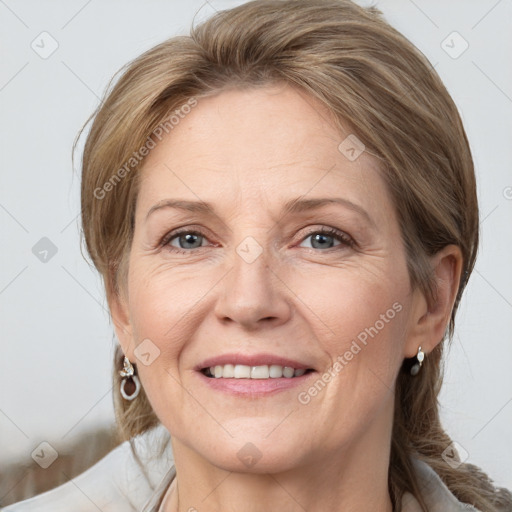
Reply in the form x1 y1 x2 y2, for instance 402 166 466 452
404 244 463 358
107 284 136 361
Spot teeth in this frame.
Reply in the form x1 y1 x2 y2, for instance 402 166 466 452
283 366 294 378
222 364 234 378
251 365 269 379
234 364 251 378
269 364 283 378
206 364 308 379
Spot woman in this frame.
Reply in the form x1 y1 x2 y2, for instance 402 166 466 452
5 0 511 511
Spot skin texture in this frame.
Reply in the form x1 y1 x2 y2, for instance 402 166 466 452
110 84 462 512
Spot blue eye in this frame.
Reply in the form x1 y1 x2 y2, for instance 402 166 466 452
162 227 354 254
299 228 354 250
165 231 206 252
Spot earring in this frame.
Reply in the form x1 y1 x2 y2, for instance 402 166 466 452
119 356 141 400
410 346 425 376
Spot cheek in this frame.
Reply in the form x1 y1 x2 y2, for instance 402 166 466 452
293 259 410 426
299 257 409 351
122 264 197 406
124 263 207 427
126 260 209 345
292 272 409 446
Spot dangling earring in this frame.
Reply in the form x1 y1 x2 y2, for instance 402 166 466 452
410 346 425 376
119 356 141 400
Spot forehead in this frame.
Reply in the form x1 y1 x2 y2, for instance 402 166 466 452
137 84 392 222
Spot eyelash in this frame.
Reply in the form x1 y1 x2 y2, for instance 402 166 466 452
160 227 355 254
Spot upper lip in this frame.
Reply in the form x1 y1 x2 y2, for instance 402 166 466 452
196 353 314 371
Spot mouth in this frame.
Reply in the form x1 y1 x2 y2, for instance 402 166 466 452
195 353 317 395
201 364 315 379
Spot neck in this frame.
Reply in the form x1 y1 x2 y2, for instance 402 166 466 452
164 411 395 512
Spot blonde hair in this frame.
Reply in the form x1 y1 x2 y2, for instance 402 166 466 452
78 1 511 510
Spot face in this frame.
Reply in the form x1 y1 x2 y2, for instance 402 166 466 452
114 83 421 473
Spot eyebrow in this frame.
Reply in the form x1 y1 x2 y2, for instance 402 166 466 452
145 197 375 227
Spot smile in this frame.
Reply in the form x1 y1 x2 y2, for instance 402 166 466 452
201 364 314 379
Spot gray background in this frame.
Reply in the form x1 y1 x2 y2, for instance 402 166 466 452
1 0 511 489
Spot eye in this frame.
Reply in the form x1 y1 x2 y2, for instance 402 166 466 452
298 227 354 250
163 229 209 253
161 226 355 254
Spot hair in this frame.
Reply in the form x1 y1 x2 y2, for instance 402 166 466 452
78 0 511 510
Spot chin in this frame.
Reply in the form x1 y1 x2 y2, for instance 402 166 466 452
197 429 310 474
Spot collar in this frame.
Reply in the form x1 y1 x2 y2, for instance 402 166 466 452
402 457 481 512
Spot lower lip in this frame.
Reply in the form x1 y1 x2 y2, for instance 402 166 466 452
196 371 315 397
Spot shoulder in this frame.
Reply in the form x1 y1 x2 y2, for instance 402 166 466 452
402 458 482 512
2 425 172 512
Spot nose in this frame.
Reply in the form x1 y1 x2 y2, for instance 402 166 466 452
214 241 292 330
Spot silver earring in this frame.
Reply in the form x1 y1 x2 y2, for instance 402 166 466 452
410 346 425 376
119 356 141 400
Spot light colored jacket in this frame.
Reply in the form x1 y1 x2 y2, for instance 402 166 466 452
2 425 482 512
